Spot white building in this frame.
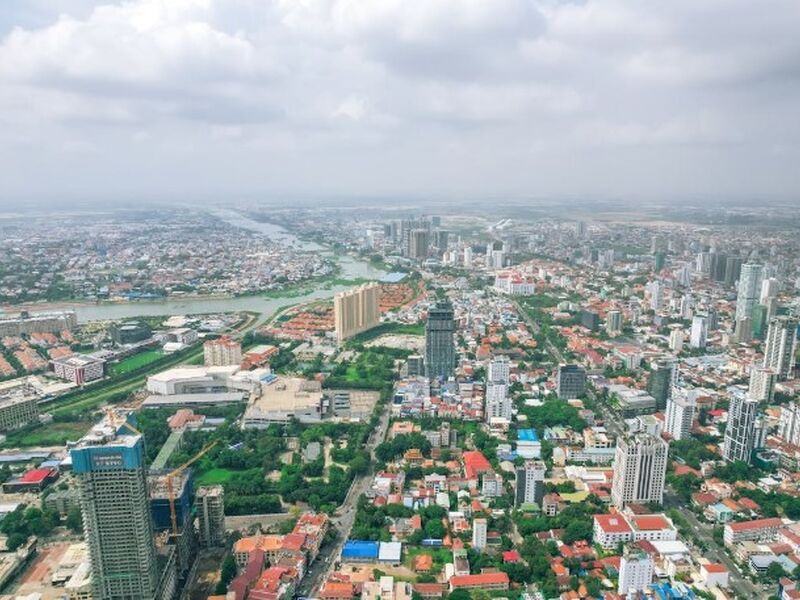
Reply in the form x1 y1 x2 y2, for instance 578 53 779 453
203 336 243 367
51 355 105 385
763 316 798 380
760 277 780 304
472 518 487 551
735 263 764 321
668 325 684 352
723 394 758 463
779 403 800 447
749 365 777 403
484 383 511 423
618 549 654 597
690 315 708 349
665 388 696 441
611 433 668 509
487 357 510 384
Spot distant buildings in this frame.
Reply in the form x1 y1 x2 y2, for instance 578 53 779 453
425 302 455 380
723 395 758 463
763 316 798 380
0 310 77 336
556 364 586 400
203 335 243 367
611 433 668 509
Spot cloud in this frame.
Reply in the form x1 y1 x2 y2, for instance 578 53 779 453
0 0 798 201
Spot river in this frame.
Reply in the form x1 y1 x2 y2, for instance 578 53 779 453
4 210 385 323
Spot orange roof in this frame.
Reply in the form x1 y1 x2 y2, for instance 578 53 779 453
449 572 509 588
630 515 670 531
462 451 492 480
414 555 433 571
702 563 728 573
594 514 632 534
727 517 783 532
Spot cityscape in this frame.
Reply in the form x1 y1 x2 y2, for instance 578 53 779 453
1 2 800 600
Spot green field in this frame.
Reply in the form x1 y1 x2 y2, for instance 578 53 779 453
1 420 93 448
109 350 163 375
196 468 236 485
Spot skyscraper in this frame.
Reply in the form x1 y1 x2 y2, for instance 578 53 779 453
606 310 622 336
408 229 430 260
425 301 455 380
749 365 777 403
779 403 800 447
724 256 744 287
334 283 381 343
665 388 696 441
515 460 546 507
723 395 758 463
690 315 707 349
646 358 676 411
556 364 586 400
735 263 764 321
763 316 798 380
71 426 158 600
760 277 780 304
611 433 668 509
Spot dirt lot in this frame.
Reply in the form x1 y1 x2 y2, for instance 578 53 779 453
9 542 69 600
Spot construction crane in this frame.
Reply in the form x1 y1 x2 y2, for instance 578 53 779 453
166 440 218 536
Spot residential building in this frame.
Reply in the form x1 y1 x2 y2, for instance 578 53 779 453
408 229 430 260
749 365 777 403
472 518 487 550
333 283 381 344
487 357 510 384
0 394 39 432
763 316 798 380
647 358 677 411
618 548 654 597
778 403 800 447
71 426 159 600
665 388 696 441
606 310 622 336
0 310 77 336
668 326 684 352
690 315 708 349
196 485 226 547
425 302 455 380
203 336 243 367
484 382 511 423
723 395 758 463
611 433 668 509
735 263 764 321
556 364 586 400
515 461 545 507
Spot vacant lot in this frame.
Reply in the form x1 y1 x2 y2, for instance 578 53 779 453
109 350 163 375
196 468 236 486
2 421 91 448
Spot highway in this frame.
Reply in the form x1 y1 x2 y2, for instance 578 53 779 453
296 402 392 597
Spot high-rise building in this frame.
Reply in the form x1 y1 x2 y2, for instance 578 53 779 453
618 548 654 596
752 304 769 339
654 252 665 273
196 485 226 548
203 335 243 367
707 307 719 331
760 277 780 304
690 315 708 349
487 357 510 384
610 433 668 509
71 426 159 600
606 310 622 336
556 364 586 400
733 317 752 344
425 302 455 380
334 283 381 344
763 316 798 380
472 518 487 550
735 263 764 321
646 358 676 411
724 256 744 287
408 229 430 260
484 382 511 423
665 388 696 441
668 326 684 352
779 403 800 447
515 461 546 507
723 395 758 463
749 366 777 403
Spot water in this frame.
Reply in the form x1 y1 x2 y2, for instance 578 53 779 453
15 210 385 323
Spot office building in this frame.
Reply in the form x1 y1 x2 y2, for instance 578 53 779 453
735 263 764 321
690 315 707 349
408 229 430 260
425 302 455 380
472 518 487 551
763 316 798 380
556 364 586 400
0 394 40 432
779 403 800 447
724 256 744 287
723 395 758 463
203 336 243 367
646 358 676 411
611 433 668 509
515 461 546 508
334 283 381 344
580 309 600 331
606 310 622 336
664 388 696 441
749 366 777 403
484 383 511 423
110 321 152 345
71 426 159 599
196 485 226 548
751 304 769 339
618 548 654 597
487 356 510 384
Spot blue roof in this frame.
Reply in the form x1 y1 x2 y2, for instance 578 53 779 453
381 272 407 283
517 429 539 442
342 541 379 559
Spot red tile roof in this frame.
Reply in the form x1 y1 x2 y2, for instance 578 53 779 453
449 572 509 588
594 514 632 534
727 518 783 532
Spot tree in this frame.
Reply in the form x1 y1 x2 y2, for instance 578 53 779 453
765 562 787 582
217 554 237 593
66 508 83 533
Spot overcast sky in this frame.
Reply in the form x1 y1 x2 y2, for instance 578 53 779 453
1 0 799 205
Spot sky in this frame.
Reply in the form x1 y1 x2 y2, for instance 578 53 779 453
1 0 799 205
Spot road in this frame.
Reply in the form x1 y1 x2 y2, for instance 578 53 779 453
296 403 392 597
509 298 565 364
